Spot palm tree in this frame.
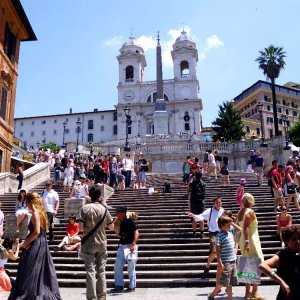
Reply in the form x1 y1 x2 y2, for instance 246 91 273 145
255 45 286 136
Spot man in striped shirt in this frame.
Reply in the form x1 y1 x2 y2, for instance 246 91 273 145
208 216 238 300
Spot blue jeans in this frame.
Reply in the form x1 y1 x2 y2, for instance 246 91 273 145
114 244 138 289
125 170 131 188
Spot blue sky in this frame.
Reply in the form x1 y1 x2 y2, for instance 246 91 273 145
16 0 300 126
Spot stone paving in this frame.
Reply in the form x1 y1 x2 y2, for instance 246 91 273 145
0 286 279 300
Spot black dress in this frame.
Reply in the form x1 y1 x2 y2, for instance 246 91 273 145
8 222 62 300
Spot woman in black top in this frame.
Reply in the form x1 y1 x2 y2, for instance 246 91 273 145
259 225 300 300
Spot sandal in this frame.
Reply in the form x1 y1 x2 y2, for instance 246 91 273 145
251 295 265 300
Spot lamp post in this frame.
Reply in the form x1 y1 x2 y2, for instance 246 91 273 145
124 106 131 152
136 120 142 145
42 138 46 144
62 121 67 148
76 120 81 152
257 103 268 147
281 114 291 150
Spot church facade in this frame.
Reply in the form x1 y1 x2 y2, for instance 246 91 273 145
14 30 203 149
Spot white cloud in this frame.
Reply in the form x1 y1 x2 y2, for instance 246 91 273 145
199 34 225 60
104 36 123 46
135 35 156 52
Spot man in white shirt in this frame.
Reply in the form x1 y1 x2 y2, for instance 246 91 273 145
122 153 133 189
207 149 217 179
189 197 224 278
42 181 60 242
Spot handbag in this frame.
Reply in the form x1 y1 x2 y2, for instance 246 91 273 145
78 208 107 259
236 255 262 284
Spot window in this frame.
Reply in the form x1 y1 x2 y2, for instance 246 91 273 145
31 132 34 137
32 121 34 125
185 123 190 131
146 92 169 103
293 111 298 117
113 112 117 121
4 23 17 62
180 60 190 78
279 119 283 125
267 105 271 111
87 134 93 142
42 131 46 136
267 117 273 123
246 126 250 133
54 119 57 124
88 120 94 130
20 122 23 126
283 100 286 105
41 120 46 124
100 126 104 131
286 109 289 115
20 132 23 138
101 115 104 120
0 87 8 121
277 107 282 113
53 130 57 134
113 125 117 135
256 128 260 135
286 120 290 127
65 129 70 134
125 65 134 82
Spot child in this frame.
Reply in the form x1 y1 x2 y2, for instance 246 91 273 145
236 178 246 207
54 215 81 251
208 216 238 300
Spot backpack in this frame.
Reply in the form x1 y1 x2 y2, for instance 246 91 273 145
193 180 205 200
163 182 171 193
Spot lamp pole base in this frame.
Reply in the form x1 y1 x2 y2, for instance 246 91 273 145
123 146 131 152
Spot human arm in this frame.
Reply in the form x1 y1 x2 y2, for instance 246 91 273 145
54 193 60 215
130 229 139 252
288 214 292 226
21 211 40 249
243 210 254 252
216 245 224 271
276 215 281 234
7 240 20 260
231 221 242 232
259 255 290 297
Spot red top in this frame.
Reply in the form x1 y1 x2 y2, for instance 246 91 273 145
189 161 201 174
270 168 282 189
101 161 110 174
279 217 290 228
66 223 79 236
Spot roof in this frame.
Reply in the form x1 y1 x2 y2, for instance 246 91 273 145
234 80 300 104
11 0 37 41
14 109 117 120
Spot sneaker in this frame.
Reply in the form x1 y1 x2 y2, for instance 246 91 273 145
125 287 135 293
111 286 123 293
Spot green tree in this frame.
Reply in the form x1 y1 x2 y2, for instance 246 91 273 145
211 101 245 143
288 114 300 146
255 45 286 136
40 141 60 152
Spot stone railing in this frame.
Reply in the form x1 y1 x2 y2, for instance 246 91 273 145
0 162 50 194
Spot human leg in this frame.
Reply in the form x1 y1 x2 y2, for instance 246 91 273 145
47 212 54 241
82 252 97 300
95 250 108 300
114 245 126 288
127 256 137 289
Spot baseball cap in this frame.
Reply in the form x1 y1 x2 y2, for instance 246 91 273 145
116 206 127 213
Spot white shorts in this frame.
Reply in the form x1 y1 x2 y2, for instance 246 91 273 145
64 176 73 187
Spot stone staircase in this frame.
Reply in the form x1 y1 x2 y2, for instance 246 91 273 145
1 171 299 288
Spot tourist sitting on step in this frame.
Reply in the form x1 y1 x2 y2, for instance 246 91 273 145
188 197 224 279
276 206 292 248
54 215 81 251
15 189 29 232
259 225 300 300
0 237 20 292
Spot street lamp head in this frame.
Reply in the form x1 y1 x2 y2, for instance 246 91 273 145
63 121 67 127
76 120 82 127
124 106 131 116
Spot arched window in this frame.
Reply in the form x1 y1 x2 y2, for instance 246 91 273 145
125 65 134 82
180 60 190 78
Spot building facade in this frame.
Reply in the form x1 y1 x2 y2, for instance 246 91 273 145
14 30 203 149
0 0 36 172
234 80 300 140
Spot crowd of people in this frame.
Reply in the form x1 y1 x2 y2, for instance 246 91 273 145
0 148 299 299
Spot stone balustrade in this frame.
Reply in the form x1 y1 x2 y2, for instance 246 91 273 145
4 214 30 239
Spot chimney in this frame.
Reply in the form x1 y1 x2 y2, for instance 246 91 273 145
69 108 72 114
94 108 98 112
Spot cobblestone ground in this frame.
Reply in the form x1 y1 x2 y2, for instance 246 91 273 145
0 286 279 300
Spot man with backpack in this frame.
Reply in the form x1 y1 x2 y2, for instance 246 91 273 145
188 172 206 237
188 197 224 278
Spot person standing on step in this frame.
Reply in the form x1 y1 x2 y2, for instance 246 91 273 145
122 153 133 189
63 160 74 192
270 160 285 212
254 151 264 186
182 156 191 185
80 185 114 300
188 172 206 237
112 206 139 293
136 153 149 189
188 197 224 279
16 164 24 191
41 181 59 242
207 149 217 179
